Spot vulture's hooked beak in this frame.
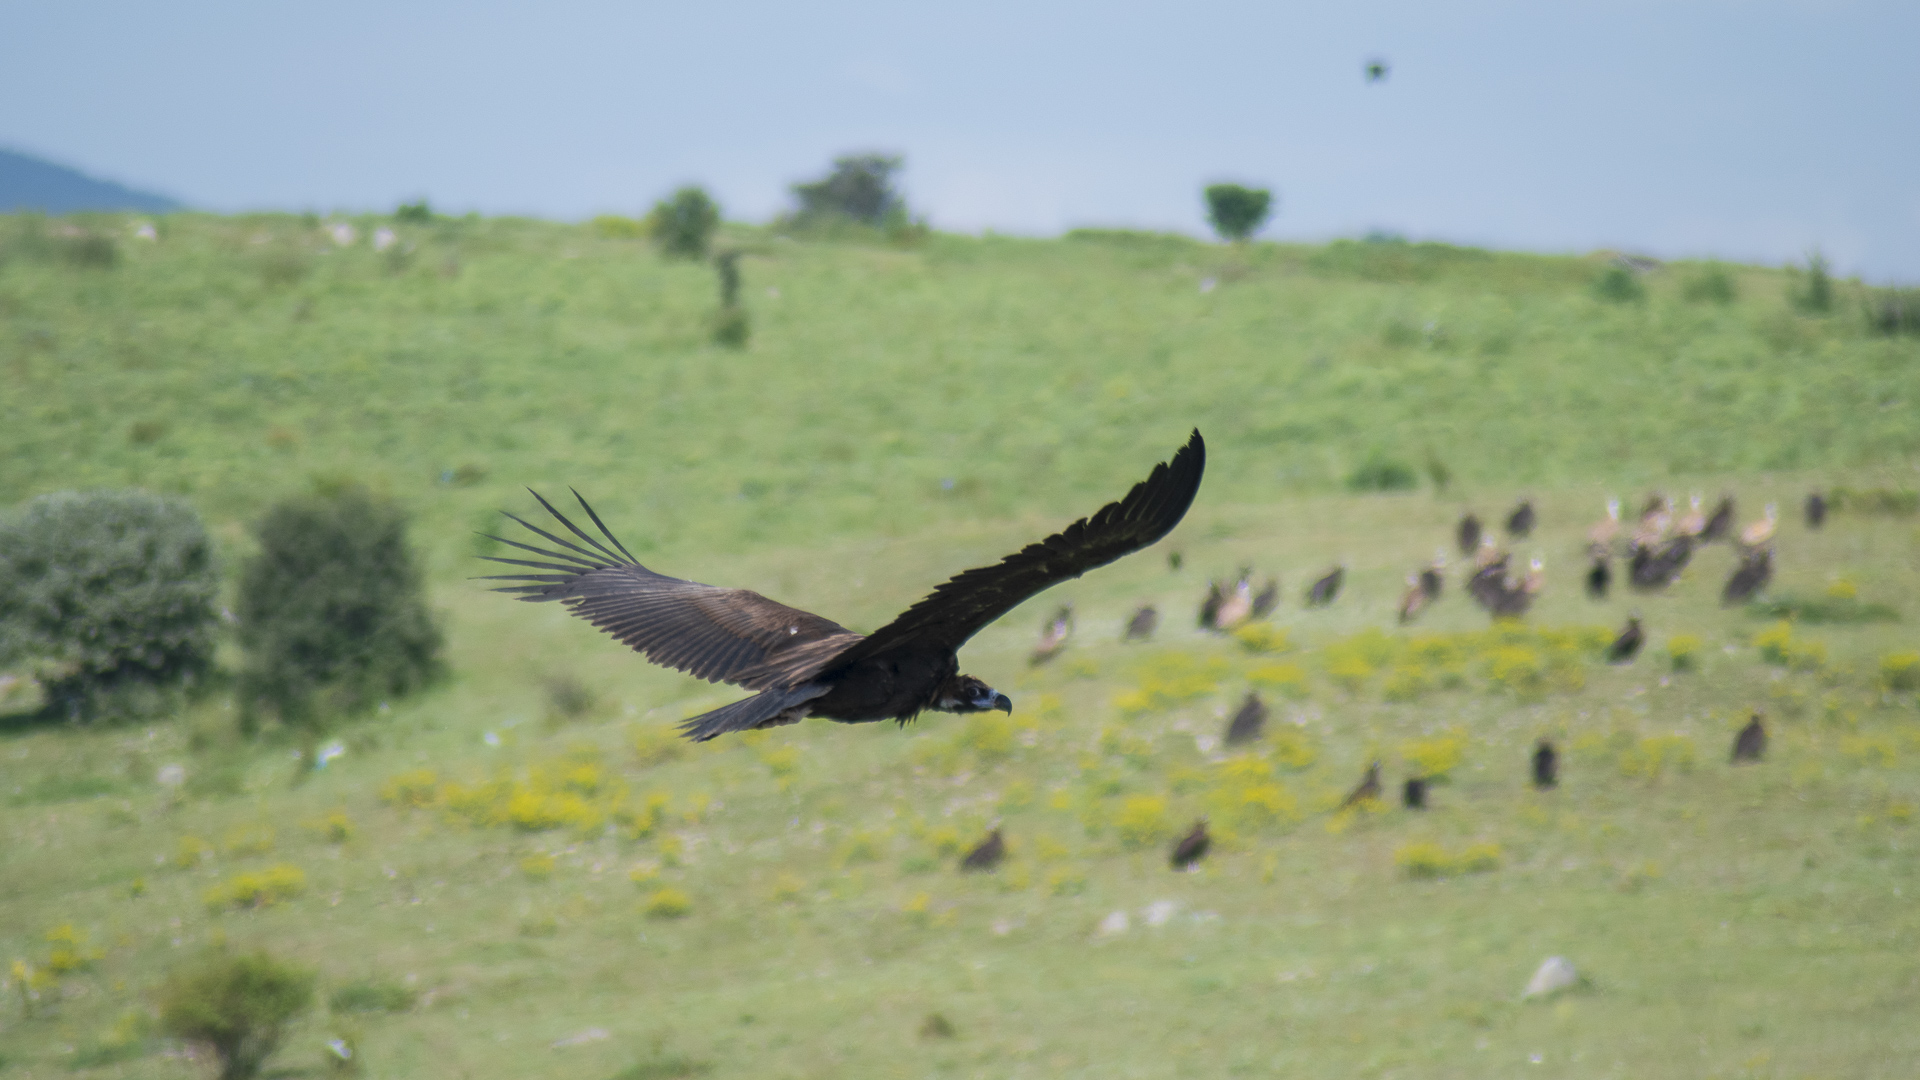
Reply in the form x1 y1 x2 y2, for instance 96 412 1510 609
981 690 1013 714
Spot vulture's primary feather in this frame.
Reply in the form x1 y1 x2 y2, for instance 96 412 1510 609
481 430 1205 740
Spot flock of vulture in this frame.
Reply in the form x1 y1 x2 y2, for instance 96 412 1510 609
988 488 1821 874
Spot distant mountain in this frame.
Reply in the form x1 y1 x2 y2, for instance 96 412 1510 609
1 148 183 214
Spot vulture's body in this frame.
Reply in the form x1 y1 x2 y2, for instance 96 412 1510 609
960 829 1005 872
1722 548 1773 607
1606 617 1644 664
1532 739 1559 789
1123 605 1158 642
1224 691 1268 746
1342 761 1383 808
1170 820 1211 870
483 432 1204 740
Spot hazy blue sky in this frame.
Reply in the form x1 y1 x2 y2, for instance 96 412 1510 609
5 1 1915 280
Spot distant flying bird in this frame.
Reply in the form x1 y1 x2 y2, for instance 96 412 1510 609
1731 714 1766 763
960 828 1005 872
1306 566 1345 608
1532 739 1558 789
1585 552 1611 600
1739 503 1777 550
1365 58 1390 83
1251 578 1280 619
483 431 1205 741
1505 500 1536 539
1605 616 1644 664
1721 547 1773 607
1341 761 1383 808
1170 819 1210 870
1397 575 1429 624
1805 492 1827 529
1123 605 1158 642
1224 691 1268 746
1029 604 1074 666
1402 776 1428 809
1700 496 1735 543
1456 513 1483 556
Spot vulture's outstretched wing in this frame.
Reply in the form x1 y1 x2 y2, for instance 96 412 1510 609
478 490 863 690
832 430 1204 668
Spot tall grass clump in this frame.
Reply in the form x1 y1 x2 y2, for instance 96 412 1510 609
236 487 442 728
0 490 218 720
157 949 315 1080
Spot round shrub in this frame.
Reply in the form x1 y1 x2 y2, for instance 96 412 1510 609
649 186 720 259
157 948 315 1080
236 487 442 726
0 490 219 720
1203 183 1274 242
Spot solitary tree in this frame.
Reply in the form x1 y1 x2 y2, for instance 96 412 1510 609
0 490 219 720
649 186 721 259
1203 184 1274 242
791 154 906 227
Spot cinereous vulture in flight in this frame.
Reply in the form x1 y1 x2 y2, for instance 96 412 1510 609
482 430 1205 741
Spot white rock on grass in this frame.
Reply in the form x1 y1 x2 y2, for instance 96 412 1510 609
156 764 187 787
1097 910 1129 936
1142 900 1178 927
1523 956 1579 998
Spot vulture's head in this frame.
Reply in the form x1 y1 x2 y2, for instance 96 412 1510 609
938 674 1013 715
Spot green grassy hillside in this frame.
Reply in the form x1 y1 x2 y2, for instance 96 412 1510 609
2 214 1919 1079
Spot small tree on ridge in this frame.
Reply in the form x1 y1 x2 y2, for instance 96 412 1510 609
1204 183 1274 242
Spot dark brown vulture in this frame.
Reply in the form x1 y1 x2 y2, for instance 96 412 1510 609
1197 580 1224 629
1170 819 1210 870
1505 500 1536 539
1028 604 1074 666
1402 776 1428 809
1629 535 1693 591
1419 554 1445 600
1731 714 1766 763
1250 578 1280 619
1122 605 1158 642
1531 739 1558 789
960 828 1005 872
483 431 1205 741
1585 552 1611 600
1223 691 1268 746
1341 761 1383 808
1722 548 1773 607
1605 616 1644 664
1805 492 1827 529
1306 566 1345 608
1700 496 1735 543
1456 513 1483 556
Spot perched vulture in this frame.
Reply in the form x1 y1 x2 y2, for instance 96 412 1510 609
1123 605 1158 642
1467 554 1511 611
1739 504 1777 550
1341 761 1383 808
1640 493 1670 522
1397 575 1428 624
1605 617 1644 664
1588 499 1622 551
1211 573 1254 631
1402 776 1428 810
1531 739 1558 789
960 829 1005 872
1456 513 1483 556
1505 500 1536 539
1585 553 1611 601
1675 495 1706 539
1029 604 1074 666
1306 566 1345 608
1722 548 1773 607
1731 714 1766 763
1805 492 1827 529
1170 820 1210 870
482 431 1205 741
1630 535 1693 591
1419 554 1445 600
1197 581 1223 630
1488 559 1542 619
1700 496 1735 543
1250 578 1280 619
1224 691 1268 746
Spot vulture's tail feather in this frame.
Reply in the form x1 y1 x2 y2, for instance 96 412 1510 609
677 685 831 742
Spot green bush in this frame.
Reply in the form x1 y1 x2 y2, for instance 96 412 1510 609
788 153 909 230
0 490 219 720
648 186 720 259
1346 451 1419 492
1864 287 1920 336
1681 263 1737 304
1203 183 1274 242
236 487 442 726
1593 265 1644 303
1793 251 1833 313
394 199 433 224
156 949 315 1080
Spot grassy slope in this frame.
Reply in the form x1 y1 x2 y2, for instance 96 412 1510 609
2 216 1919 1079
